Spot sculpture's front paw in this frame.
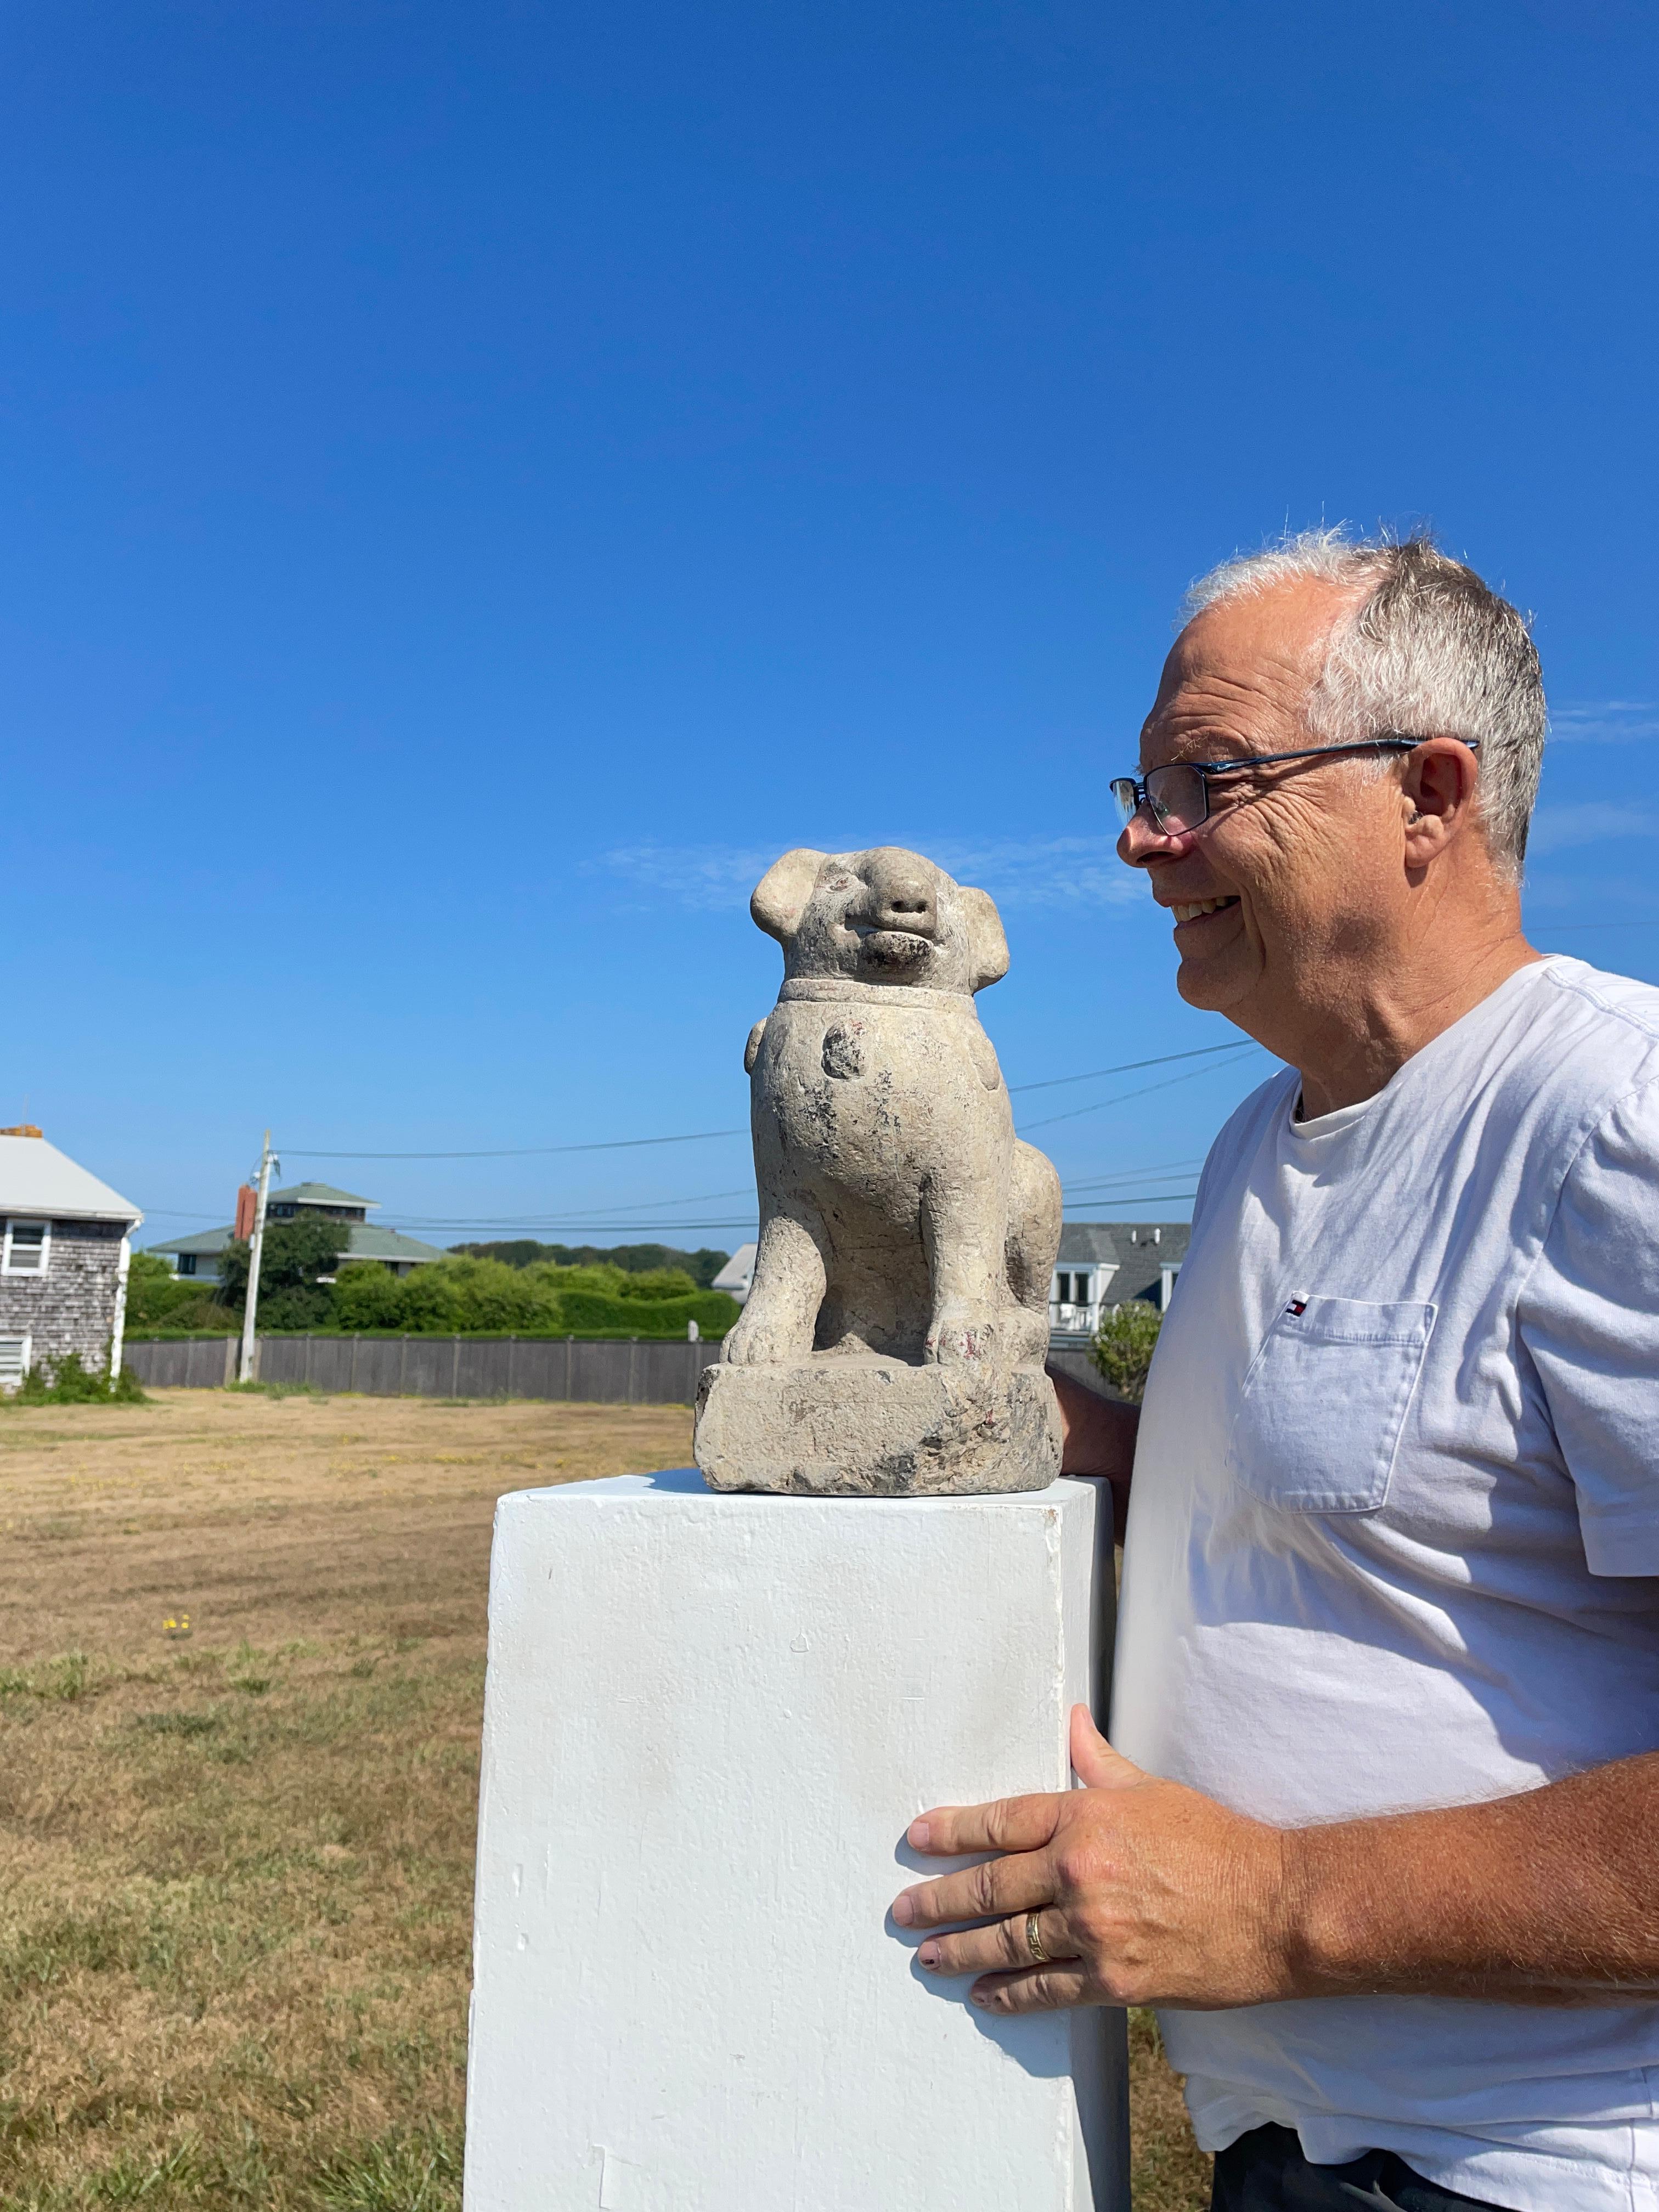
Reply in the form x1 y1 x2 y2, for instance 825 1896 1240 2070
923 1306 998 1368
723 1316 797 1367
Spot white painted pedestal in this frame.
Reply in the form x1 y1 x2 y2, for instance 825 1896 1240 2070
465 1470 1127 2212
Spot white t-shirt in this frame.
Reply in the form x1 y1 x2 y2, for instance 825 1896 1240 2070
1113 957 1659 2212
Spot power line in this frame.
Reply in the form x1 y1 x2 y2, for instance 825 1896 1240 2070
286 1127 748 1161
278 1040 1257 1161
1008 1041 1243 1093
1062 1156 1205 1193
1530 918 1659 933
1016 1045 1263 1133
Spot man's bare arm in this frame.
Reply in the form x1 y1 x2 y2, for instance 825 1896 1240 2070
1047 1367 1138 1542
1286 1746 1659 2001
893 1711 1659 2012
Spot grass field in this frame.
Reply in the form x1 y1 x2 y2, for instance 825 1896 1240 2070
0 1388 1210 2210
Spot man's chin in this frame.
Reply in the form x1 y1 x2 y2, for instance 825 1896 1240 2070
1175 949 1255 1014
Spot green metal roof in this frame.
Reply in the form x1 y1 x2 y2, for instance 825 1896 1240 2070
341 1225 444 1264
148 1227 234 1256
268 1182 376 1209
148 1221 441 1265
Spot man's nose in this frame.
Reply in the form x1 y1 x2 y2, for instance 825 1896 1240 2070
1118 807 1190 868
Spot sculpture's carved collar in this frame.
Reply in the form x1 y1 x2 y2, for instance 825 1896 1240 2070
778 977 979 1012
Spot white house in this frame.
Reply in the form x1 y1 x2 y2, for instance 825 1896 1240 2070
711 1243 757 1304
1048 1220 1190 1346
149 1181 443 1284
0 1127 144 1388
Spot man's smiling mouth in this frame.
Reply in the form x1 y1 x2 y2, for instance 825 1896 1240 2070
1171 896 1241 923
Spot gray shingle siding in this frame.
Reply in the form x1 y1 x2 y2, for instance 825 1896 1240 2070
0 1218 127 1372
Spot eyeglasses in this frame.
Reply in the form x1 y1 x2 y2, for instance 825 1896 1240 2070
1110 735 1477 836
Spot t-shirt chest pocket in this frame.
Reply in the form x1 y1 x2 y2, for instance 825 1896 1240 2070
1224 1294 1437 1514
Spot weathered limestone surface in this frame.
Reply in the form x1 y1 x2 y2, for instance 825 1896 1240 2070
694 846 1063 1496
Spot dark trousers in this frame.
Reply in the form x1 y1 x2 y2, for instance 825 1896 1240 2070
1212 2123 1504 2210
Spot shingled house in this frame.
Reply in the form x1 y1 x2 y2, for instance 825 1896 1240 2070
150 1181 442 1284
0 1127 144 1389
1048 1220 1190 1348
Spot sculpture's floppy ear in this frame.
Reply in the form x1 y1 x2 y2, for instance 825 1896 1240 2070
751 849 828 944
959 885 1009 992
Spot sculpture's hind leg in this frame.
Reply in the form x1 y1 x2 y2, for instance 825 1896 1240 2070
1004 1140 1063 1365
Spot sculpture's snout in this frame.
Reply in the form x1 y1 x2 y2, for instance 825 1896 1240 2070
857 856 938 944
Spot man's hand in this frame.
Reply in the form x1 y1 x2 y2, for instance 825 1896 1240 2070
891 1713 1659 2013
891 1706 1293 2013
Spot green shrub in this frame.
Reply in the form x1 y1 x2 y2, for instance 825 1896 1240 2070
8 1351 148 1407
330 1261 410 1331
613 1266 698 1300
1091 1301 1164 1403
449 1239 730 1288
125 1249 233 1332
556 1289 740 1336
325 1256 737 1338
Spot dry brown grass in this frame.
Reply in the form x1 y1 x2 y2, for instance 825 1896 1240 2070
0 1386 1209 2209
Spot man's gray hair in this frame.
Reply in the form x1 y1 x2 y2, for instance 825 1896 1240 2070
1184 528 1546 877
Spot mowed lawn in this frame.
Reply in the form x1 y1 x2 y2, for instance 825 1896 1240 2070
0 1387 1210 2211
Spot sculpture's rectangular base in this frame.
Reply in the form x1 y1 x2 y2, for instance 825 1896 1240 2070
465 1469 1126 2211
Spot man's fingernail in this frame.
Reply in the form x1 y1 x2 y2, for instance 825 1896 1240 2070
909 1819 930 1848
891 1894 915 1926
918 1943 939 1969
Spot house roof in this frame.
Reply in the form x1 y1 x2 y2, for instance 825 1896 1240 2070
0 1135 142 1226
341 1226 444 1265
711 1243 757 1291
1054 1223 1122 1265
148 1221 443 1265
267 1182 376 1209
149 1226 235 1257
1057 1220 1191 1272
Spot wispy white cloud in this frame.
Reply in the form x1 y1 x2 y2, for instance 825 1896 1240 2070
1526 802 1659 858
595 844 775 911
1549 701 1659 744
590 835 1143 912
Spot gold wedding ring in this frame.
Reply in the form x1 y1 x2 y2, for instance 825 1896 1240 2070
1025 1910 1049 1966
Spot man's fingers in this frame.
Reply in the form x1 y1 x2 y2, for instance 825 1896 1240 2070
892 1847 1052 1931
970 1964 1093 2015
906 1791 1064 1859
915 1908 1078 1979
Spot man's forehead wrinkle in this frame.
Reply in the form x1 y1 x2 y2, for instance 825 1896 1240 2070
1141 667 1308 763
1140 583 1356 763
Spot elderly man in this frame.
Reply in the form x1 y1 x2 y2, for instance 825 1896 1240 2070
890 534 1659 2211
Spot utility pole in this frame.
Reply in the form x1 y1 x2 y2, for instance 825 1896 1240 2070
239 1131 277 1385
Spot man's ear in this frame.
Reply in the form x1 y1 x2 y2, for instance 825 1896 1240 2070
751 849 828 943
959 885 1009 991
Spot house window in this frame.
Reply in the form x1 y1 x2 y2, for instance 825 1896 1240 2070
0 1335 29 1388
178 1253 198 1277
2 1220 49 1274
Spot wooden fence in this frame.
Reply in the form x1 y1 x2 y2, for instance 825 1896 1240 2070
123 1334 722 1405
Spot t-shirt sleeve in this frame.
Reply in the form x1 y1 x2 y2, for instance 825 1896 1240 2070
1519 1072 1659 1577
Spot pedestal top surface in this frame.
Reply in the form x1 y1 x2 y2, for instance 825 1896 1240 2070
510 1466 1093 1510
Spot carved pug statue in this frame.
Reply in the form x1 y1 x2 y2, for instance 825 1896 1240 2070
693 847 1064 1497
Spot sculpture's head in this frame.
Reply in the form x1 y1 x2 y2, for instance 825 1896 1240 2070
750 846 1009 995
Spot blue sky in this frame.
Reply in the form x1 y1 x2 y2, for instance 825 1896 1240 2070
5 0 1657 1253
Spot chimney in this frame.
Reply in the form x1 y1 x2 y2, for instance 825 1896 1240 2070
0 1124 43 1138
234 1184 257 1241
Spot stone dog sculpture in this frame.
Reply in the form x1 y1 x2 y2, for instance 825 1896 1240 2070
692 846 1064 1495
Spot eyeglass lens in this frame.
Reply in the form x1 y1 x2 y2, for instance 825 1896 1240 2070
1112 763 1207 832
